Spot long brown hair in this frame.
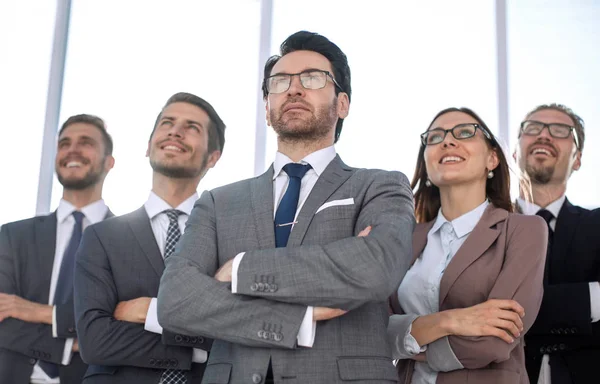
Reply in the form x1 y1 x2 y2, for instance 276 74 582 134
411 107 513 223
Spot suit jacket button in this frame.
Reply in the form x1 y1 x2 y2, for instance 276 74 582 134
274 333 283 342
252 373 262 383
570 327 577 334
258 330 265 338
175 335 183 343
263 331 271 340
251 283 258 291
264 283 271 291
559 343 566 350
68 327 75 333
150 359 156 366
197 336 204 344
29 358 36 365
552 345 558 352
257 283 265 292
271 284 278 292
550 329 556 334
190 337 198 344
183 336 190 343
539 347 545 354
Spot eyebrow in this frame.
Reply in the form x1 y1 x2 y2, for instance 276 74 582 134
160 115 205 129
270 68 327 76
58 135 98 144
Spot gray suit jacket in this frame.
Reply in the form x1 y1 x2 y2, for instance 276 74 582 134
0 210 111 384
157 156 415 384
73 207 210 383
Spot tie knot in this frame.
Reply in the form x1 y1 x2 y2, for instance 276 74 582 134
72 211 85 225
163 209 183 224
536 209 554 224
283 163 312 179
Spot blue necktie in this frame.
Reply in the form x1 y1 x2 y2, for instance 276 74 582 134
274 163 312 248
39 211 85 378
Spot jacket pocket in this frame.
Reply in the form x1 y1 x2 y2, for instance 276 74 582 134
202 362 232 384
337 356 398 381
83 365 118 378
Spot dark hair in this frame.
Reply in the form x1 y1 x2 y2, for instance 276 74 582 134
150 92 226 154
58 114 113 156
411 107 513 223
261 30 351 143
523 103 585 152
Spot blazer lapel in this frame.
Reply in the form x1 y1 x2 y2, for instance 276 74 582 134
128 207 164 278
35 212 57 292
286 155 354 247
105 209 115 219
250 166 276 249
438 205 507 306
550 198 580 279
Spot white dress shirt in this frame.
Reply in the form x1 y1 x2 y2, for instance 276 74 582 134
517 196 600 384
31 199 108 384
231 145 338 348
397 200 489 384
143 191 207 363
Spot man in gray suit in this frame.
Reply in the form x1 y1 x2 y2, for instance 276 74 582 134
73 93 224 383
157 31 415 384
0 114 115 384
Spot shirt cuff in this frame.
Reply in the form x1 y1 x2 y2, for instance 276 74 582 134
590 282 600 323
52 306 58 338
405 322 427 355
192 348 208 363
231 252 245 294
144 298 163 334
297 306 316 347
61 338 74 365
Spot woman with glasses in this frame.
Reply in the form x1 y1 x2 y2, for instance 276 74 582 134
388 107 547 383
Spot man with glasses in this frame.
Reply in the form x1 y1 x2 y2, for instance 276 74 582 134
514 104 600 384
157 31 415 384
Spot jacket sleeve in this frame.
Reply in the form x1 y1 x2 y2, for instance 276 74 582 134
0 224 66 364
74 225 193 369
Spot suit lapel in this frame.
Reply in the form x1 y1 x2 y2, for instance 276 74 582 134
35 213 57 293
250 166 276 249
286 155 354 247
411 221 434 265
128 207 164 278
105 209 115 219
438 205 507 306
551 198 580 279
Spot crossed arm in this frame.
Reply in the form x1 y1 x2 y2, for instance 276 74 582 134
157 171 415 346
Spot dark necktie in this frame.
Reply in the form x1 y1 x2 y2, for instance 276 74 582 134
160 209 187 384
274 163 312 248
39 211 85 378
536 209 554 284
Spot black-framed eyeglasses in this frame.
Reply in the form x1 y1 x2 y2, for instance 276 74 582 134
420 123 491 146
264 69 343 94
520 120 580 149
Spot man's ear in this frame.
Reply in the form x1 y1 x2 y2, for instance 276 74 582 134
265 100 272 127
337 93 349 119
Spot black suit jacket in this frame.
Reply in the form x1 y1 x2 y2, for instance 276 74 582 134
525 198 600 384
0 210 112 384
73 207 210 384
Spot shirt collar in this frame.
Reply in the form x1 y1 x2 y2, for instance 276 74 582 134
273 145 337 180
430 200 490 239
517 195 565 218
56 199 108 224
144 191 199 220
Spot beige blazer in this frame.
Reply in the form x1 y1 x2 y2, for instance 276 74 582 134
390 205 547 384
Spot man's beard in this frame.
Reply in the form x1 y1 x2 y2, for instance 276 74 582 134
150 152 208 179
57 165 104 190
271 100 338 143
525 162 554 184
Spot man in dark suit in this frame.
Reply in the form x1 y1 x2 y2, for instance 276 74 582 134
73 92 224 383
0 114 115 384
157 32 415 384
515 103 600 384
